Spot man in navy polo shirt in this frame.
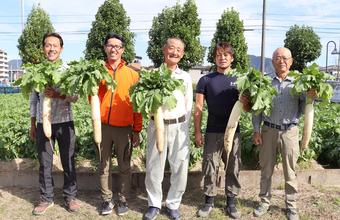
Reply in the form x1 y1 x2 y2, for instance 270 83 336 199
194 42 250 219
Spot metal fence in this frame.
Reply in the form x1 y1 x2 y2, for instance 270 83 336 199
0 86 21 94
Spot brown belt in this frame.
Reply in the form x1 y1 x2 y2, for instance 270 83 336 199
151 115 186 125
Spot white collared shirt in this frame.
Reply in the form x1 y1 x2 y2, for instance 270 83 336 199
161 66 193 121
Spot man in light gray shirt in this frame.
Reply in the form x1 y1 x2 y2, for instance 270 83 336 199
252 47 316 220
30 32 80 215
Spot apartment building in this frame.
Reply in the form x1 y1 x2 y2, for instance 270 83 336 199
0 49 9 84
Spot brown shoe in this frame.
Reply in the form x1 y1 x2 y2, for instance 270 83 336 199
32 200 54 215
65 199 81 212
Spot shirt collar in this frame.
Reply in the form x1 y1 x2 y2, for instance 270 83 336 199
273 74 294 82
105 59 126 71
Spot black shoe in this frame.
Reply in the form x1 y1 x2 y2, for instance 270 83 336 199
197 203 213 218
197 195 214 218
143 206 160 220
226 196 241 219
116 201 129 216
166 207 181 220
101 201 114 215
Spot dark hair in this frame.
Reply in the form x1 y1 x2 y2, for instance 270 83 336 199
213 42 234 58
103 32 125 46
42 32 64 47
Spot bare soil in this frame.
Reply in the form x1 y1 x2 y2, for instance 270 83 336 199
0 159 339 219
0 182 339 220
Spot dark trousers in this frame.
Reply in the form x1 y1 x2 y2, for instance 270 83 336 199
36 122 77 202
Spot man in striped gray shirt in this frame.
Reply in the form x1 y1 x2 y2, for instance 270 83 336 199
252 47 316 220
30 33 80 215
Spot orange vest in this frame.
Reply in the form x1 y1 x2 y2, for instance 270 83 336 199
98 60 142 132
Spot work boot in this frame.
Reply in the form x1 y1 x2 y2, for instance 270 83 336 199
197 195 214 218
226 196 241 219
287 208 299 220
253 202 269 217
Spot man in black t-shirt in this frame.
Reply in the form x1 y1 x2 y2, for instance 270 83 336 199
194 42 250 219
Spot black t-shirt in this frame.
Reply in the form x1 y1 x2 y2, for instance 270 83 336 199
196 72 239 133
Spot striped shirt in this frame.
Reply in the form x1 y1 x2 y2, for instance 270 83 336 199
252 75 306 132
29 63 78 124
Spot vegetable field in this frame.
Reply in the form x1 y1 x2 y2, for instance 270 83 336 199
0 94 339 168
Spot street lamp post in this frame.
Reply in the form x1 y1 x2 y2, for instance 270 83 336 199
325 40 337 74
332 41 340 81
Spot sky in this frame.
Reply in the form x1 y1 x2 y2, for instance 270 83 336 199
1 0 340 68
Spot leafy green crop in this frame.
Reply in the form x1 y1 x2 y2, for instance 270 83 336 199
289 63 334 104
129 64 184 118
13 60 63 98
60 59 116 97
231 67 277 116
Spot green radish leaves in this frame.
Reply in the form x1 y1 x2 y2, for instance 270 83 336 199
289 63 334 104
60 59 117 97
14 60 63 98
230 67 277 116
129 63 184 118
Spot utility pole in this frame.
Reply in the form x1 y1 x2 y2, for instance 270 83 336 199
21 0 25 31
260 0 266 74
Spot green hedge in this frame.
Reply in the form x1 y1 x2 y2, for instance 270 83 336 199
0 94 339 169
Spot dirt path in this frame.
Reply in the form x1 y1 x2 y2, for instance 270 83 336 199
0 183 339 220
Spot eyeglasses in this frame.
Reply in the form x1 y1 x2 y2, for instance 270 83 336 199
274 56 291 62
105 44 123 50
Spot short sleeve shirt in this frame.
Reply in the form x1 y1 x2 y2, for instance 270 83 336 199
196 72 239 133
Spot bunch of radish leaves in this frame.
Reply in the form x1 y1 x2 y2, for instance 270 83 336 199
289 63 334 104
14 60 63 98
230 67 277 116
60 59 116 97
129 63 184 118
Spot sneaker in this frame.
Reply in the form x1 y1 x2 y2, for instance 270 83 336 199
253 202 269 217
226 196 241 219
166 207 181 220
197 203 213 218
65 199 81 212
116 201 129 216
101 201 114 215
32 200 54 215
287 209 299 220
143 206 160 220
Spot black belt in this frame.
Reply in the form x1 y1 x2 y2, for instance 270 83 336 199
264 121 297 131
151 115 185 125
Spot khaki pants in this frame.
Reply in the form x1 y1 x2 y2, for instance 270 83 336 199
259 125 299 210
99 124 132 203
202 132 241 197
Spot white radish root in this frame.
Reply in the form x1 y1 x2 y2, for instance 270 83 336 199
224 101 243 163
301 103 314 150
154 107 164 153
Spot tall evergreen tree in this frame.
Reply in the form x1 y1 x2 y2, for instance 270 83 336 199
147 0 204 70
17 4 54 64
85 0 135 63
207 8 249 69
284 25 321 72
